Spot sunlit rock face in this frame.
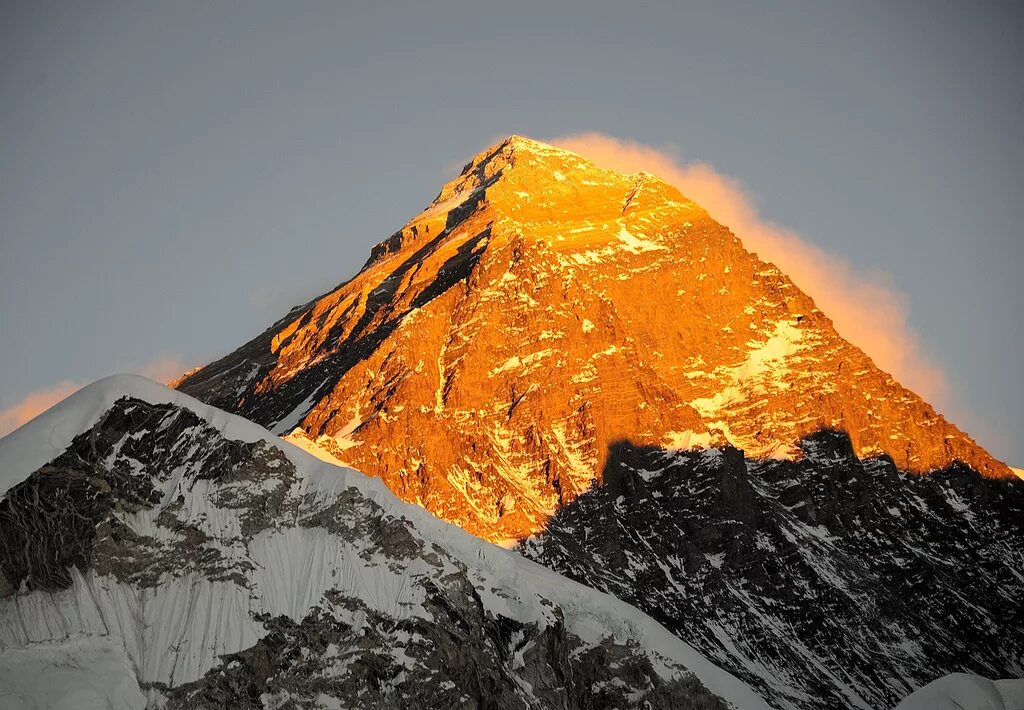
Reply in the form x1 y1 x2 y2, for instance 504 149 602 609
176 135 1011 542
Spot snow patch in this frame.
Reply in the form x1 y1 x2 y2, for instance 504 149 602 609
688 320 808 458
488 349 554 378
894 673 1024 710
664 430 714 451
616 227 665 254
331 407 364 450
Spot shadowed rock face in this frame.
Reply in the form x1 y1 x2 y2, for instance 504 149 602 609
519 430 1024 710
0 394 739 710
176 135 1010 543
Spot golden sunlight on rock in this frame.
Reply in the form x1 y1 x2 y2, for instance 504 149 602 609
176 135 1011 542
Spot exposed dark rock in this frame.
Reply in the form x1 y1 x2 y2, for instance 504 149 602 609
520 431 1024 710
0 397 298 592
165 587 726 710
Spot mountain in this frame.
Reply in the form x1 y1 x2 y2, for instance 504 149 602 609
175 135 1011 544
519 432 1024 709
0 375 770 710
171 135 1024 708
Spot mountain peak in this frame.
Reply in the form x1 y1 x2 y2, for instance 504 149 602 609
443 134 674 203
439 134 603 197
502 133 560 152
6 135 1019 710
492 133 578 159
177 136 1012 539
412 134 689 257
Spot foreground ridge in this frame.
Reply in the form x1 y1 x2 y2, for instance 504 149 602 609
0 375 769 710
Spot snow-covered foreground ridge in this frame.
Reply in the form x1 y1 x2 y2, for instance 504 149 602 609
0 374 770 710
893 673 1024 710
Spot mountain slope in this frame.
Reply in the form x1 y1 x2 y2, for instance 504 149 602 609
175 135 1011 544
0 375 769 710
519 431 1024 709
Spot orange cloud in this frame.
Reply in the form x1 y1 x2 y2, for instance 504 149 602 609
0 354 189 438
133 354 189 385
552 132 949 410
0 380 86 438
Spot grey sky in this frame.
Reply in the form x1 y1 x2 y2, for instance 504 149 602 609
1 1 1021 463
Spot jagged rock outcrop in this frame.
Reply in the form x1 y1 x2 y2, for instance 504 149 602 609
0 376 767 710
175 135 1011 545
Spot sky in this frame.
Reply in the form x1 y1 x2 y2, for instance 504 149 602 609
1 1 1021 464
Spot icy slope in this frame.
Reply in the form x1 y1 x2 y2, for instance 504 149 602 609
0 635 145 710
894 673 1024 710
0 375 769 710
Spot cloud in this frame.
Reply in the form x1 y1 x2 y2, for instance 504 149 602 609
131 354 189 385
0 380 86 438
0 354 189 438
552 132 950 410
